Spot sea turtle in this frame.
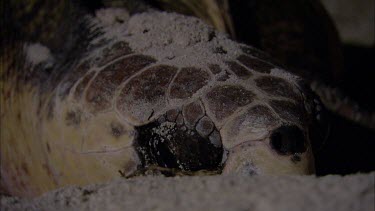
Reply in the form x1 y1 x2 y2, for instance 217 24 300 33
1 1 334 197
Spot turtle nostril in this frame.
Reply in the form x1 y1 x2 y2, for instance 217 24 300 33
270 125 307 155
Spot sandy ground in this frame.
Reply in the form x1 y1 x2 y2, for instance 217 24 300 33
1 172 374 211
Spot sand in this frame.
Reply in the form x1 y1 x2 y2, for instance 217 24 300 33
1 172 373 211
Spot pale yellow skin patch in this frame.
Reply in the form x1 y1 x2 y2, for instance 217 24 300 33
223 142 315 175
0 70 138 197
1 82 56 196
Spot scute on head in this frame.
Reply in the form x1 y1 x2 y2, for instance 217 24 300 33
221 105 280 148
237 54 274 73
225 61 253 79
182 100 205 129
204 85 255 123
169 67 211 99
255 76 301 101
86 55 156 113
116 65 178 124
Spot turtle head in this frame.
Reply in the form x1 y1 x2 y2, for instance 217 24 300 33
131 90 319 176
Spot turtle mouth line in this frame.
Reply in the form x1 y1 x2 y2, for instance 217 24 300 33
125 165 223 178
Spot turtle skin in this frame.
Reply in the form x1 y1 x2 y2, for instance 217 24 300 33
1 3 320 197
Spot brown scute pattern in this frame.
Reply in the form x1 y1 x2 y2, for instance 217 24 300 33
236 105 278 129
170 67 211 99
237 54 274 73
225 105 279 143
73 71 95 101
182 101 205 129
59 60 91 99
166 109 179 122
117 65 178 123
225 61 252 80
96 41 133 67
255 76 300 100
176 113 184 126
205 85 255 121
270 100 306 125
208 64 222 75
85 86 112 113
208 130 222 147
86 55 156 113
196 116 214 137
217 70 232 82
123 65 178 102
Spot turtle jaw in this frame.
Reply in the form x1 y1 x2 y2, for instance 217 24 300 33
222 131 316 176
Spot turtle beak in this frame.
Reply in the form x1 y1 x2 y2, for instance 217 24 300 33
222 126 316 175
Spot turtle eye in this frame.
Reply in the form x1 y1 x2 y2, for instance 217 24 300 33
270 125 306 155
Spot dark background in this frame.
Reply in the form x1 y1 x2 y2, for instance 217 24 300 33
315 45 375 175
312 0 374 175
